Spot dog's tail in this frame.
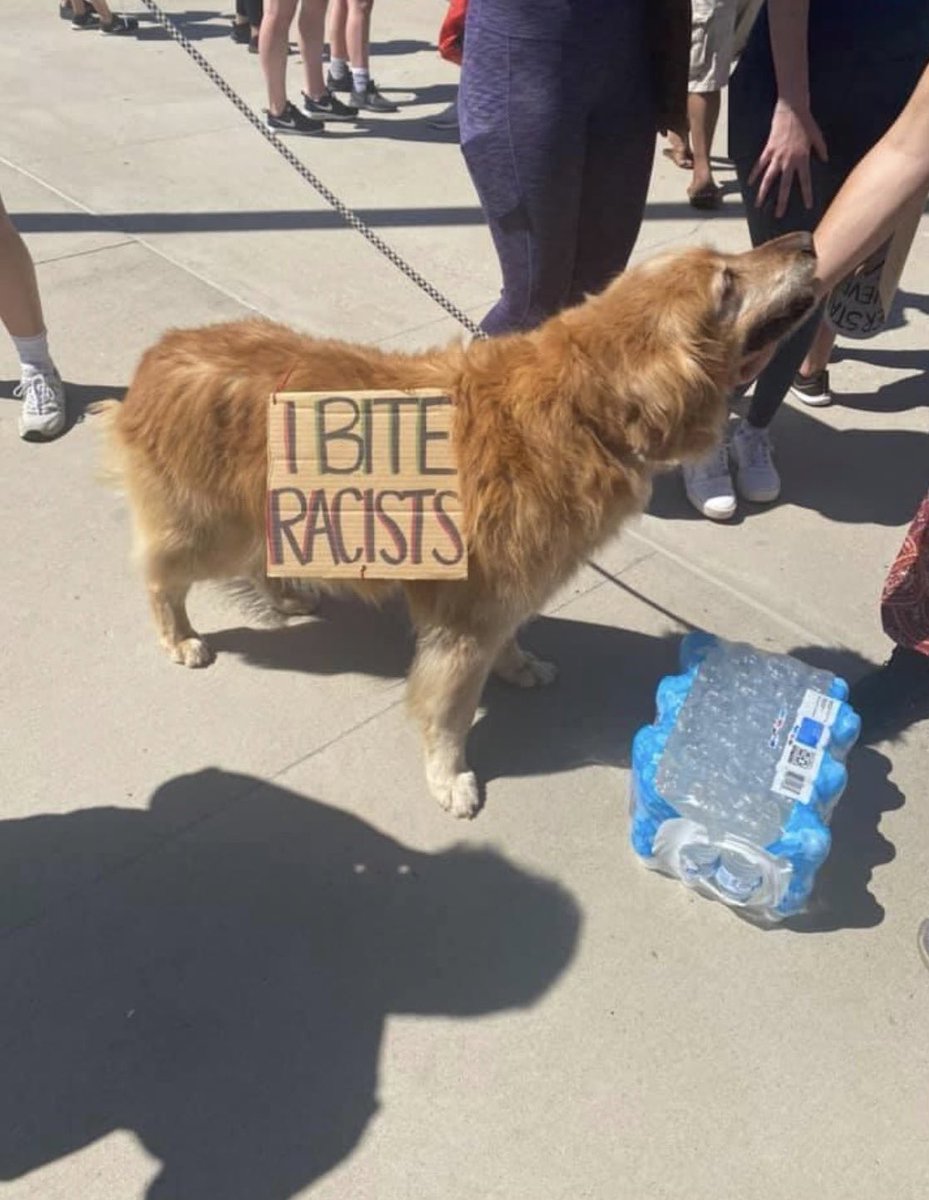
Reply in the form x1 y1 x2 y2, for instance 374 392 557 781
88 398 128 490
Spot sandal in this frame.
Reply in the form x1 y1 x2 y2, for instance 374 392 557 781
688 182 724 210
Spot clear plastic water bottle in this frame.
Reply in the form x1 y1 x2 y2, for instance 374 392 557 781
629 633 861 921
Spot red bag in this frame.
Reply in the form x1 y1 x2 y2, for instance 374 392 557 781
438 0 467 65
881 490 929 654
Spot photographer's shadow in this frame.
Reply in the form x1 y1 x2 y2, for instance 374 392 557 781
0 769 580 1199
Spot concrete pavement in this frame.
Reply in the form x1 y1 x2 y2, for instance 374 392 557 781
1 4 928 1198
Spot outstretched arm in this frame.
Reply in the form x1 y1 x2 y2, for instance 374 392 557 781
813 63 929 294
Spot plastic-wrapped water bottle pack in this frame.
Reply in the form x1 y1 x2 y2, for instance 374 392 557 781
629 633 861 922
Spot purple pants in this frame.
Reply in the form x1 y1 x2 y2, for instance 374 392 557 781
459 0 655 336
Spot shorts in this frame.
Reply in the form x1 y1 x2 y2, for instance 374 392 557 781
689 0 738 92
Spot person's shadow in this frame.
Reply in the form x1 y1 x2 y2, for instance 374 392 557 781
0 769 580 1199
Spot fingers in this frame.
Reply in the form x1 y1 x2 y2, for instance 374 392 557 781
811 127 829 162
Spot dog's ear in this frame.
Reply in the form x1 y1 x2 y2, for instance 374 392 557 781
620 348 727 464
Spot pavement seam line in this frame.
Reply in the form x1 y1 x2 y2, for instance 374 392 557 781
31 238 138 268
0 156 263 318
625 523 859 654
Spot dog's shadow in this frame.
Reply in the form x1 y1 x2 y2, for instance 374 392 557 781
0 768 580 1199
208 605 901 932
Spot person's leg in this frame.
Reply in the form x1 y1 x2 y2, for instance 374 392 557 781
342 0 396 111
326 0 350 87
296 0 327 99
688 90 721 200
735 189 826 429
260 0 298 115
787 317 837 406
232 0 251 43
345 0 372 73
0 201 45 342
684 0 737 205
85 0 112 19
568 20 655 303
0 194 66 441
246 0 263 33
459 26 586 335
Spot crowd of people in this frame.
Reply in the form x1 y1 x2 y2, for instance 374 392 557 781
60 0 398 130
7 4 929 951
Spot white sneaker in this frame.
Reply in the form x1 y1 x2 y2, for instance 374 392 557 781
732 418 780 503
682 440 737 521
15 367 67 441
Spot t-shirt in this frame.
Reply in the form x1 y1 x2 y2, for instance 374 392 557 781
744 0 929 67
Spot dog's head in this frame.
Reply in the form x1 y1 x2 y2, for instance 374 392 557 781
575 232 818 465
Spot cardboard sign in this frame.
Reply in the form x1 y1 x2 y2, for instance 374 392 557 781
266 389 467 580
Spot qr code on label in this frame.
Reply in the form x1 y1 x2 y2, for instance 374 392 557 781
788 744 817 770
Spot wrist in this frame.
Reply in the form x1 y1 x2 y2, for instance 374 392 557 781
775 94 810 118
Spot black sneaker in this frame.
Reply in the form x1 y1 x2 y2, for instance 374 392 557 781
71 7 100 28
101 14 138 34
302 89 358 122
350 79 399 113
326 67 353 93
266 101 325 135
231 20 251 44
789 367 831 407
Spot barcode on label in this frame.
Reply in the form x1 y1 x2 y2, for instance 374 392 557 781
788 744 817 770
780 770 806 797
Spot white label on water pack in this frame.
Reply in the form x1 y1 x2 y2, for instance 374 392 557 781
770 688 840 804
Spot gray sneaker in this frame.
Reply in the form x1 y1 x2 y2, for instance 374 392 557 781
15 367 67 441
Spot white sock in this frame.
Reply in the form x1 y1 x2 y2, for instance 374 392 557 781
351 65 370 92
329 56 349 79
13 331 55 376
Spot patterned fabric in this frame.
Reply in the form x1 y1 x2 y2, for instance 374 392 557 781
881 492 929 656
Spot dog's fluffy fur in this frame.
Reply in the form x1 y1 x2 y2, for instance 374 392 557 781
97 233 816 817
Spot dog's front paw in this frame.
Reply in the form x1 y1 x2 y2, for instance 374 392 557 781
429 769 482 819
496 649 559 688
169 637 214 668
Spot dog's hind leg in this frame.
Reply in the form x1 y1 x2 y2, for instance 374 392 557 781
143 549 214 668
493 638 558 688
407 627 497 819
257 575 320 617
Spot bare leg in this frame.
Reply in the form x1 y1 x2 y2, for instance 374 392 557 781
297 0 327 98
493 638 558 688
326 0 348 59
259 0 298 115
407 628 497 818
345 0 373 71
798 319 836 377
688 90 721 200
86 0 116 20
0 197 45 340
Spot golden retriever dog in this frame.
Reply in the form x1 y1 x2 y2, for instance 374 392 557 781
96 231 816 818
